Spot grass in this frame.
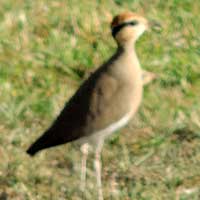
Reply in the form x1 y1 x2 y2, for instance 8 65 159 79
0 0 200 199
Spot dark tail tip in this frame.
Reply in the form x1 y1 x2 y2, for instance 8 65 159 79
26 146 37 156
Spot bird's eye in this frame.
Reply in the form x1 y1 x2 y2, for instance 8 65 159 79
112 20 139 37
129 20 138 26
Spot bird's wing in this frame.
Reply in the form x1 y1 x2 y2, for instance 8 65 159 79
84 72 132 135
52 69 124 140
26 67 125 155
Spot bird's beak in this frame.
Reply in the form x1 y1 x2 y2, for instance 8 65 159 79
148 20 162 32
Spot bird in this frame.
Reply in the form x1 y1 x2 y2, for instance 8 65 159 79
142 70 157 86
26 11 155 200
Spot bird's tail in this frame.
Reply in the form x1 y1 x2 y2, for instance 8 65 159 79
26 121 81 156
26 129 60 156
26 143 39 156
26 133 49 156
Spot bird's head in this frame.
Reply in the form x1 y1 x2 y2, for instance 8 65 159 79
111 12 148 47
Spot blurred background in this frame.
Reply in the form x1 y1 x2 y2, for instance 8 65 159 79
0 0 200 199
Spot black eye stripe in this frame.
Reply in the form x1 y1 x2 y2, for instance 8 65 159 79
112 20 138 37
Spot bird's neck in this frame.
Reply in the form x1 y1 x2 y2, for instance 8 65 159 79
117 42 135 52
116 42 140 69
116 37 138 51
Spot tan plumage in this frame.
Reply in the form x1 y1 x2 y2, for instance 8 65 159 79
27 11 155 200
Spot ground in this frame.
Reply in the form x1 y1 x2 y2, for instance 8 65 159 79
0 0 200 199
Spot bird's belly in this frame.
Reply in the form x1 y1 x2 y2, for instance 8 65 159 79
78 112 132 147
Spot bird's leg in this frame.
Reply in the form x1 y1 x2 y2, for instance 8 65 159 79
80 143 89 192
142 70 157 85
94 141 104 200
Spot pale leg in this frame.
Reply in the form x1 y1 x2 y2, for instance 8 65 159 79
94 141 104 200
80 143 89 192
